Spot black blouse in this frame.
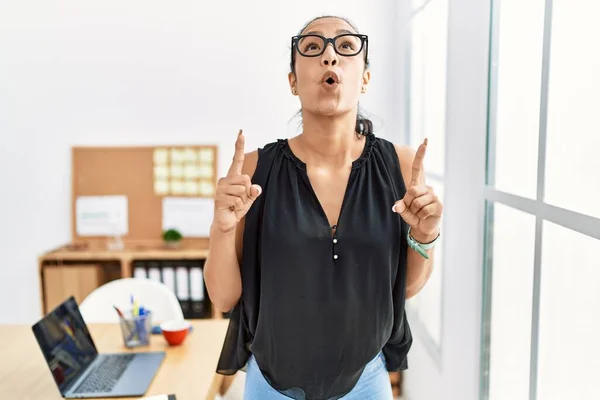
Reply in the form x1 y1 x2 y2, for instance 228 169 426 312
216 133 413 400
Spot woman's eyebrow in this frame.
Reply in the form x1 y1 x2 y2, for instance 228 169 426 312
302 29 355 36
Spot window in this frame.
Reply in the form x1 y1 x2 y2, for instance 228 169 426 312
482 1 600 399
490 0 545 199
544 1 600 219
485 203 536 400
405 0 448 355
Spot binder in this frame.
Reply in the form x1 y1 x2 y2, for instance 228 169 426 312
189 261 207 318
133 261 147 279
161 262 176 294
175 263 191 316
148 263 162 283
130 258 210 319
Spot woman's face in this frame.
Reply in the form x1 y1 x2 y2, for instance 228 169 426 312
289 17 370 118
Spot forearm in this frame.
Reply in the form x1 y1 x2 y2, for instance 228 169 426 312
204 228 243 312
405 229 437 299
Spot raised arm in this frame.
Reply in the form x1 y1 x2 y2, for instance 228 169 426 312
204 130 260 312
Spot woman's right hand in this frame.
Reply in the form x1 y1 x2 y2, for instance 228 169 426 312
212 130 262 235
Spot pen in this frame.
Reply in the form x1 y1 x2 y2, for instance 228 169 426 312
113 305 125 319
116 305 136 342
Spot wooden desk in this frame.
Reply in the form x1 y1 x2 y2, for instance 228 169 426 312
0 319 229 400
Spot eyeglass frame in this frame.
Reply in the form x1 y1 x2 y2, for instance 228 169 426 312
291 33 369 63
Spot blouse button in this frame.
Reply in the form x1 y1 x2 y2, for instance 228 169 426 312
333 238 338 244
333 254 339 260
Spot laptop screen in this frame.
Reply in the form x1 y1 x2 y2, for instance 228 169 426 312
32 296 98 393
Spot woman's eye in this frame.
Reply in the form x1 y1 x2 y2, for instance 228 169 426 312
304 42 320 52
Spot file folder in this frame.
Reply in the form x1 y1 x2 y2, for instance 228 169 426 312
175 264 191 315
130 259 210 319
161 263 176 294
189 261 207 318
133 261 147 279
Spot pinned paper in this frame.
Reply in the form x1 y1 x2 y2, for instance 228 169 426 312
171 180 184 195
199 181 214 196
170 149 184 163
184 181 199 195
170 165 183 179
198 148 214 164
154 146 216 197
162 197 214 237
154 149 169 165
198 165 213 178
154 165 169 179
184 165 198 179
183 148 197 162
155 180 169 195
76 195 128 236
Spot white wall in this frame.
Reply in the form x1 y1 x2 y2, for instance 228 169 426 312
0 0 399 324
399 0 490 399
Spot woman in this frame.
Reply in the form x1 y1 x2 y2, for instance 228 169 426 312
205 15 443 400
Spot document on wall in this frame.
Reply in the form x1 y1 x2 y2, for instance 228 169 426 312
76 195 128 236
162 197 214 237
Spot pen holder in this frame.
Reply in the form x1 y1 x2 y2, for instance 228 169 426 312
119 309 152 348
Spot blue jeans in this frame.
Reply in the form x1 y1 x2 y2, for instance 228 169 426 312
243 352 393 400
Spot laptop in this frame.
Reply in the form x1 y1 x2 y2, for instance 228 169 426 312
32 296 166 398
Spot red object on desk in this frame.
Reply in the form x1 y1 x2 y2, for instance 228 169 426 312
160 320 191 346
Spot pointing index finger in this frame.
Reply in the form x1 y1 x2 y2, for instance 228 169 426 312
410 138 427 186
228 129 245 176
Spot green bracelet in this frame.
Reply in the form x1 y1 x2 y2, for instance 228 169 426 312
407 227 440 259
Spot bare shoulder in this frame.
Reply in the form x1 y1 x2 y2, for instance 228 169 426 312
393 144 418 187
242 150 259 178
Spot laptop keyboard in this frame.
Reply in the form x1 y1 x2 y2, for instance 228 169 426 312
73 354 135 394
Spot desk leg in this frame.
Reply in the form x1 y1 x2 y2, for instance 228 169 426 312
205 373 225 400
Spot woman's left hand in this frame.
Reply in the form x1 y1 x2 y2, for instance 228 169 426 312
392 139 443 240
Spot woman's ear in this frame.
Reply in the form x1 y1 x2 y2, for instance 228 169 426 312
361 70 371 93
288 72 297 95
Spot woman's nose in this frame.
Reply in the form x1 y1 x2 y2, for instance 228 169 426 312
321 44 338 66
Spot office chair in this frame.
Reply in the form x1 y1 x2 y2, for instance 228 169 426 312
79 278 184 324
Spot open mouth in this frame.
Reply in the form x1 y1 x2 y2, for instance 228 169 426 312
321 71 340 86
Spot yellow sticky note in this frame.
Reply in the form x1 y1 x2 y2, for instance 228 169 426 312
184 181 198 195
154 149 169 165
171 165 183 178
154 166 169 179
183 148 197 163
198 165 213 178
198 148 214 164
154 180 169 195
184 164 198 179
170 149 184 163
199 181 215 196
171 180 184 195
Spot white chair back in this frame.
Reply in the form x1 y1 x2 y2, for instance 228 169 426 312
79 278 183 324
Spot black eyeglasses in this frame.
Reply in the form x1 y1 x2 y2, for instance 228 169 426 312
291 33 368 58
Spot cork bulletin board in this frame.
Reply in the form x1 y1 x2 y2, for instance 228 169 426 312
71 145 218 242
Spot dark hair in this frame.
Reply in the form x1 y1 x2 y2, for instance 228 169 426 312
290 15 373 136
